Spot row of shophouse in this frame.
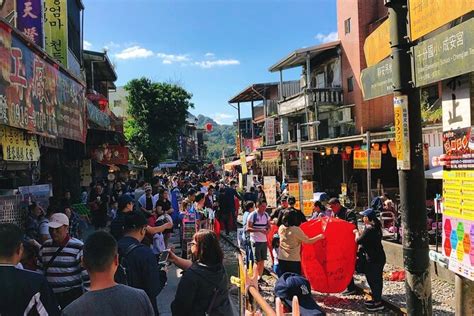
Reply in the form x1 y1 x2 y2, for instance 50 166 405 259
0 0 147 216
230 0 472 211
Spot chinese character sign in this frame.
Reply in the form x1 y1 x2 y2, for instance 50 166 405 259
394 95 410 170
16 0 43 47
44 0 68 66
0 125 40 162
265 118 275 146
0 20 86 143
263 176 277 208
442 75 470 132
353 150 382 169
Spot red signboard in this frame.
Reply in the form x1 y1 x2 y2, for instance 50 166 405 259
92 145 129 165
243 137 262 153
0 21 86 143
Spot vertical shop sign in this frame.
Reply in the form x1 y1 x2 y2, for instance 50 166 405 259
0 126 40 162
16 0 44 47
265 118 275 146
263 176 277 208
442 75 471 132
394 95 410 170
239 152 248 175
302 151 314 176
43 0 68 66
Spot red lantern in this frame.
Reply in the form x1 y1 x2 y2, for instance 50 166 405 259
345 146 352 155
381 143 388 154
205 122 213 132
354 144 361 150
341 152 350 161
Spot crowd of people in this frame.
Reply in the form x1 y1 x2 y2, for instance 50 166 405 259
0 165 388 315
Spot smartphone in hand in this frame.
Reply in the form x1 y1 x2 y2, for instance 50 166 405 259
158 250 170 265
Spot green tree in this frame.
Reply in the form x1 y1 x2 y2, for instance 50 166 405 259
124 77 193 167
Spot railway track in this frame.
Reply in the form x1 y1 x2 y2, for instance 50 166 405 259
219 225 406 315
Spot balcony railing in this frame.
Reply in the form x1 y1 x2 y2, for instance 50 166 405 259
310 87 343 105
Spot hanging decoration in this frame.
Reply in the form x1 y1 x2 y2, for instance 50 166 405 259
341 152 350 161
381 143 388 154
388 140 397 158
373 143 380 151
332 146 339 155
325 147 332 156
345 146 352 155
354 144 361 150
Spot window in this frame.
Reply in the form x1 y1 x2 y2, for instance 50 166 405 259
344 18 351 35
347 76 354 92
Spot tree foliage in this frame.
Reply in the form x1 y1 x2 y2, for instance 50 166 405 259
125 78 193 166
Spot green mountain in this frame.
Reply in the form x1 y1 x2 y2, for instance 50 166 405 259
197 115 236 164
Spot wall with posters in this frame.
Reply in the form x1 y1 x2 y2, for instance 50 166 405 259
0 20 86 143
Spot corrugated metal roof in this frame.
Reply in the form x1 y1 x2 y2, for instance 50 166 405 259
269 40 341 72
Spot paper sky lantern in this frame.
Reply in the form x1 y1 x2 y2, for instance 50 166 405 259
373 143 380 151
388 140 397 158
332 146 339 154
325 147 331 155
345 146 352 154
381 143 388 154
205 123 213 132
300 217 357 293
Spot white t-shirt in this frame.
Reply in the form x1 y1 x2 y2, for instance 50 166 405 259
247 210 269 243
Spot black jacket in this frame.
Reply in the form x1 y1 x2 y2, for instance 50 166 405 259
110 210 127 241
117 236 163 315
334 207 357 227
171 262 233 316
0 266 60 316
357 225 386 264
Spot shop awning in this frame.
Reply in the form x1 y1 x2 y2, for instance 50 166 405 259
262 150 280 161
279 93 306 115
224 155 255 170
425 166 443 180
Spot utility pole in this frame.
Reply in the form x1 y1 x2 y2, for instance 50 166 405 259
296 123 304 205
385 0 432 314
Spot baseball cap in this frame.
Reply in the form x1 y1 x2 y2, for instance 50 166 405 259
48 213 69 228
144 184 152 192
280 195 289 202
123 211 147 230
275 273 324 316
360 208 377 221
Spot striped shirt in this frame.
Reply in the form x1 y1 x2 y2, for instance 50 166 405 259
247 210 270 243
38 237 90 294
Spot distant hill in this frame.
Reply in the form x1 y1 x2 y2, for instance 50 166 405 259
196 115 236 164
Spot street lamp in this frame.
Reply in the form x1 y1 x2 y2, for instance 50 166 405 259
297 121 320 207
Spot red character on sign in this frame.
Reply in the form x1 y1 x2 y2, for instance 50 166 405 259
10 48 27 88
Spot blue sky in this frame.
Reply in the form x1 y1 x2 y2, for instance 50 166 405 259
83 0 337 124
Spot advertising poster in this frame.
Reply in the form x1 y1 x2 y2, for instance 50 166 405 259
288 182 313 201
0 125 40 161
263 176 277 208
16 0 44 47
92 145 129 165
239 152 248 175
0 20 86 142
394 95 410 170
353 150 382 169
0 195 24 225
44 0 68 66
18 184 52 209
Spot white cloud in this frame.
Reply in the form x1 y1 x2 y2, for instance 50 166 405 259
83 40 92 50
115 46 154 60
315 31 338 43
205 52 215 58
212 113 234 124
103 41 121 51
156 53 190 64
194 59 240 69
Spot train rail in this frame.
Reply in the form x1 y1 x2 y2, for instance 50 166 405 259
219 225 407 315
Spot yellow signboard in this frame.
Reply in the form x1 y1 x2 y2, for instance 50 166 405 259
295 200 313 217
353 150 382 169
409 0 473 41
443 170 474 221
0 126 40 162
364 19 390 67
394 95 410 170
239 152 248 174
44 0 69 67
288 182 313 201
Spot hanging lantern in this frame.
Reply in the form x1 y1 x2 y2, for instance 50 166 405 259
381 143 388 154
354 144 361 150
373 143 380 151
388 140 397 158
305 153 310 160
341 152 350 161
205 122 213 132
332 146 339 154
325 147 331 155
345 146 352 155
320 151 325 156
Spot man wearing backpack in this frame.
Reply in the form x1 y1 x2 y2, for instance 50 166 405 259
116 212 164 315
63 231 154 316
246 199 270 282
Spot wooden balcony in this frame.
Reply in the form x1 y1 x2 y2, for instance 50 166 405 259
310 88 343 106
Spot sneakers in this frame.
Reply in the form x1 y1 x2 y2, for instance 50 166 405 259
341 288 357 296
366 301 384 312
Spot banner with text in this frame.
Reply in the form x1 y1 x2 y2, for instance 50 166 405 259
16 0 44 47
44 0 68 66
0 21 86 142
353 150 382 169
0 126 40 162
263 176 277 208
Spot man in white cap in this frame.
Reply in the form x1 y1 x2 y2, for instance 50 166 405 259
138 183 158 218
38 213 90 309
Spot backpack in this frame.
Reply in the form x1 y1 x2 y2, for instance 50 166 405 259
115 243 143 285
251 211 269 226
